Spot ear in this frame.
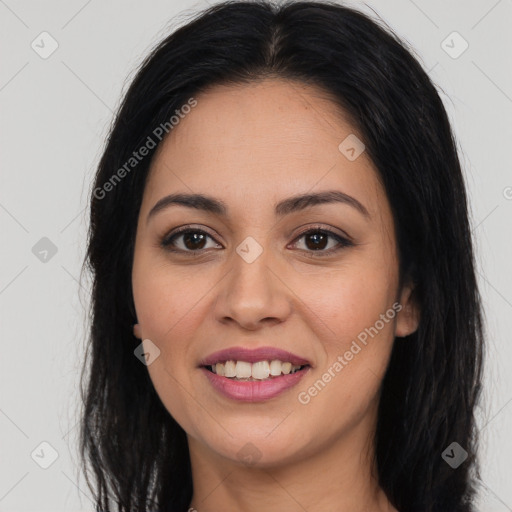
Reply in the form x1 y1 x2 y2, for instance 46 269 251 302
395 281 420 338
133 323 142 339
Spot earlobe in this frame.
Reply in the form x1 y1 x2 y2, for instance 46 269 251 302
395 283 420 338
133 323 142 339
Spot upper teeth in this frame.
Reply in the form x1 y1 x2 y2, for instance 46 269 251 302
212 360 304 379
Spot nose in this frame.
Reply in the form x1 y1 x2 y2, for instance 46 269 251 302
213 245 292 331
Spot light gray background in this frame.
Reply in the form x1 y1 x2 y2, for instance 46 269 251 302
1 0 511 510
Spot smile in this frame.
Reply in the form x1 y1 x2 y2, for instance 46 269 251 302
199 346 312 401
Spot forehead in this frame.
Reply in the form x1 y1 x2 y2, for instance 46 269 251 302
144 79 387 220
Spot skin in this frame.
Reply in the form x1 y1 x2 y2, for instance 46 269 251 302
131 79 420 512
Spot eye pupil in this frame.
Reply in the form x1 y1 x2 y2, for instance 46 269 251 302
306 232 328 250
184 232 206 250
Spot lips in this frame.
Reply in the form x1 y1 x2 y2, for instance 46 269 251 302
199 346 312 367
201 365 311 402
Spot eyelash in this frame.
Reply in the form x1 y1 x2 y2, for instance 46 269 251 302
160 224 353 257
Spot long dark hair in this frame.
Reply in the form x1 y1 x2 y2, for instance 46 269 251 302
80 1 485 510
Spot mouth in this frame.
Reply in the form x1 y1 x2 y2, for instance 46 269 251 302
198 346 312 402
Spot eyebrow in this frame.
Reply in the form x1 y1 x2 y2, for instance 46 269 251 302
146 190 370 224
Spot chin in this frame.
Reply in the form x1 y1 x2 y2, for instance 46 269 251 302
200 426 312 468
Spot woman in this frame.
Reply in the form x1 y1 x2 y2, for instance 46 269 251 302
80 1 485 511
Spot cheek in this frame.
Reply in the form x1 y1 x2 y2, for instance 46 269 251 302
292 262 397 348
132 256 203 341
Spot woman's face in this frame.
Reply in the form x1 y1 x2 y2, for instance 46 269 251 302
132 79 419 468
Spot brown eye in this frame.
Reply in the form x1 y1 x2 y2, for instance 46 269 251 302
181 232 207 250
161 228 222 253
292 228 353 255
304 231 329 250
